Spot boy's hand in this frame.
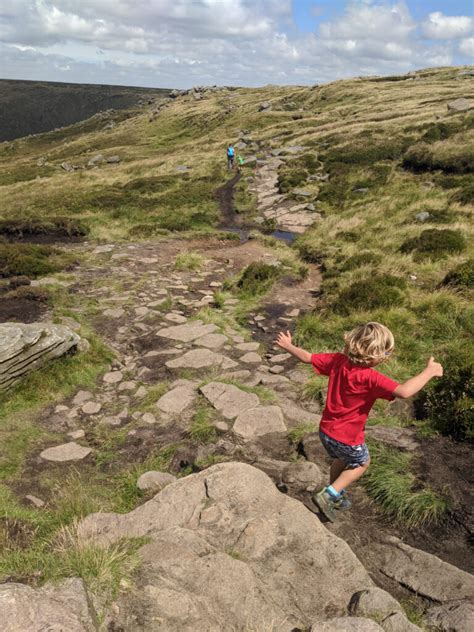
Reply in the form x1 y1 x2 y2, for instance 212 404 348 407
276 330 293 350
427 356 443 377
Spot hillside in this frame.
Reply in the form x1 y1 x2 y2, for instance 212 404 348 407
0 79 170 141
0 67 473 630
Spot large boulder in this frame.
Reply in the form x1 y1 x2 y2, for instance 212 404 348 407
311 618 384 631
0 322 80 390
0 578 97 631
375 536 474 602
425 601 474 632
350 587 421 631
77 463 375 631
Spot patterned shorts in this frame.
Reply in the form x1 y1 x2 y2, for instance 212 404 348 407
319 430 370 469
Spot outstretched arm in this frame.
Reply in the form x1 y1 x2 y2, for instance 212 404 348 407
275 330 312 364
394 356 443 399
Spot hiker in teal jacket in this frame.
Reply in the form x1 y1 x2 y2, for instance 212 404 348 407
227 144 235 170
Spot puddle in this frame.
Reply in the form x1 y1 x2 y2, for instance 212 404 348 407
270 229 298 243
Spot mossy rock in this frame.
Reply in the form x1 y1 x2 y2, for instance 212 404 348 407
400 229 466 261
341 252 382 271
333 275 407 314
441 259 474 290
237 261 282 295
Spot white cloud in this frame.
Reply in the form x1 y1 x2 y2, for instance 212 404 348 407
422 12 473 40
459 37 474 57
0 1 468 87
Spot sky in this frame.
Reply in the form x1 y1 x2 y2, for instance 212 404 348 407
0 1 473 88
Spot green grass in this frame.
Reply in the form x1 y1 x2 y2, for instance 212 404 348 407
189 407 217 444
288 423 318 445
0 334 112 480
363 441 449 528
174 251 204 271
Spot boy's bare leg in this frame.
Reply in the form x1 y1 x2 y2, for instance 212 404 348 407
329 459 346 484
331 461 370 493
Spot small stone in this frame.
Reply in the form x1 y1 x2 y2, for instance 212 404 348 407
54 404 69 413
415 211 430 222
25 495 45 508
269 353 291 364
103 308 125 319
135 386 148 398
81 401 101 415
209 281 222 288
287 308 300 317
236 342 260 352
67 429 85 440
103 371 123 384
118 381 137 392
135 306 149 317
447 97 471 113
269 365 285 374
194 333 228 349
214 421 229 432
142 412 157 424
40 442 92 462
72 391 93 406
164 313 187 324
239 352 262 364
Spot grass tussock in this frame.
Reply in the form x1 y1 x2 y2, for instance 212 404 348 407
0 242 76 279
364 442 449 528
174 251 204 271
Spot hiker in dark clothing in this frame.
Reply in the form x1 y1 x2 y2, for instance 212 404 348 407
227 144 235 170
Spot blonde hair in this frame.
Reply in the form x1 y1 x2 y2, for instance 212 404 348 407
344 322 394 366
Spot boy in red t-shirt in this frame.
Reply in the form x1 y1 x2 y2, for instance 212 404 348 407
276 322 443 522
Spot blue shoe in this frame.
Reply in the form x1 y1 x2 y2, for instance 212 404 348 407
334 491 352 511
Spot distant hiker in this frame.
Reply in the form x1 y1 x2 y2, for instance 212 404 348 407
227 144 235 170
237 154 244 171
275 322 443 522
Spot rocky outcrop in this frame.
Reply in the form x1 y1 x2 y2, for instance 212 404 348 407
78 463 374 631
375 536 474 602
426 601 474 632
0 578 97 631
350 587 421 631
0 322 80 390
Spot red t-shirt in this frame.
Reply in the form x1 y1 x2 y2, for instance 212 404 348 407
312 352 399 445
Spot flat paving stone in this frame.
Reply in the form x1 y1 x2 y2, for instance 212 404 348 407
164 313 187 324
194 333 228 349
72 390 93 406
156 385 197 414
200 381 259 419
166 349 237 370
233 406 287 440
81 402 101 415
239 352 262 364
156 321 218 342
269 353 291 364
40 442 92 462
103 371 123 384
103 308 125 319
236 342 260 352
